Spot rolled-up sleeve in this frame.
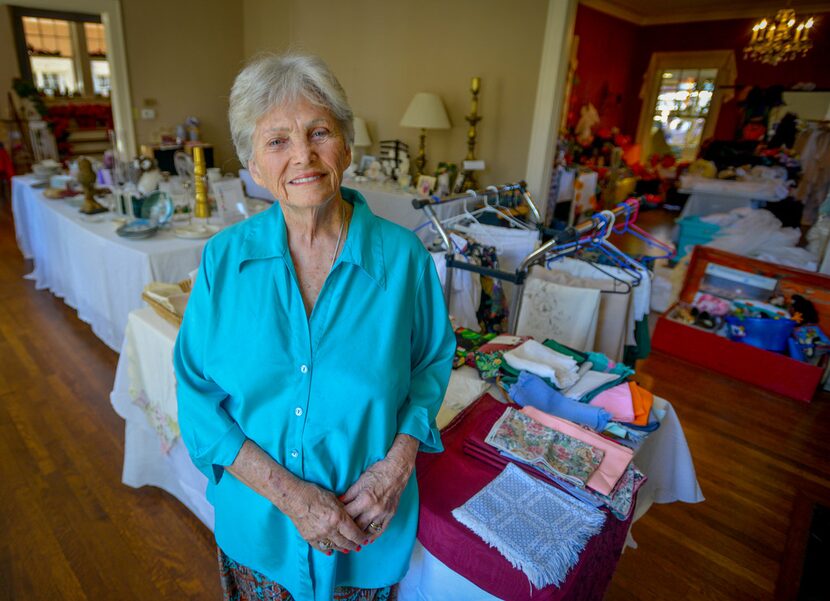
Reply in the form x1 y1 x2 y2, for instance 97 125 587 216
398 257 455 453
173 246 246 484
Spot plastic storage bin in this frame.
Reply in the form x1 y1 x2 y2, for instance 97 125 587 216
725 315 796 352
676 216 721 260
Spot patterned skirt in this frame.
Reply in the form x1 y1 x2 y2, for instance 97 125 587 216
218 548 399 601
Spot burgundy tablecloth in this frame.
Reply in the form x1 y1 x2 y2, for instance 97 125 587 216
416 393 633 601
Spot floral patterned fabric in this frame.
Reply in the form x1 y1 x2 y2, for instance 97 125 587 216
453 327 497 369
485 407 604 487
473 350 505 382
218 548 398 601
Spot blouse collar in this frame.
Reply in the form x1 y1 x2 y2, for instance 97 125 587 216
238 187 386 289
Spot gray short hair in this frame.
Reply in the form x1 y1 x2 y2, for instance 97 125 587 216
229 53 354 166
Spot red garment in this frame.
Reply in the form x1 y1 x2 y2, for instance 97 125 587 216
416 394 633 601
0 146 14 181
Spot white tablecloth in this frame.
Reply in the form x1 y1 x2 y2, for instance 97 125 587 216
11 175 209 351
110 307 703 599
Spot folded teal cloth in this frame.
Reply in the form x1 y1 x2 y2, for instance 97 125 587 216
510 371 612 431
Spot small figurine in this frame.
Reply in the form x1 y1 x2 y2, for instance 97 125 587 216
575 103 599 146
78 157 107 214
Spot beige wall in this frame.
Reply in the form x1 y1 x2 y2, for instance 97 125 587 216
1 0 243 167
3 0 550 181
243 0 549 186
243 0 290 60
121 0 243 169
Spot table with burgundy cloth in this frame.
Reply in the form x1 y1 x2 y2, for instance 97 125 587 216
403 393 632 601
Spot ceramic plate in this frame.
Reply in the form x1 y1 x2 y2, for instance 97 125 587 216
140 190 174 225
117 219 159 239
173 224 220 239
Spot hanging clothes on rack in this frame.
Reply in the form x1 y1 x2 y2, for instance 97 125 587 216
794 124 830 225
430 232 508 333
431 251 481 331
514 276 601 352
527 264 635 362
451 220 540 308
544 255 651 363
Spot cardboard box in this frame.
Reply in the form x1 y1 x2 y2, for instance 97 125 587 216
652 247 829 402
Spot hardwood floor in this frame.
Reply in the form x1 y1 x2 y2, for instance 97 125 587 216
0 203 221 600
1 201 828 600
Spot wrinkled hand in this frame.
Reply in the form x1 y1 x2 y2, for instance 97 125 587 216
285 481 365 554
341 439 418 542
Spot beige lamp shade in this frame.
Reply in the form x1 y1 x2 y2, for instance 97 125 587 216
353 117 371 148
400 92 451 130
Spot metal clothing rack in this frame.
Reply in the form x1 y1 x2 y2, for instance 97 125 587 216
412 187 643 333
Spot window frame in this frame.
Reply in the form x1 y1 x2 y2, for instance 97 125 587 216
10 5 104 97
635 50 736 162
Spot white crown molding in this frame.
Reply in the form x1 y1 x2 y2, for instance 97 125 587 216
580 0 830 26
579 0 644 24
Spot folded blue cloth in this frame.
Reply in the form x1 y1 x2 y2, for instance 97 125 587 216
510 371 612 431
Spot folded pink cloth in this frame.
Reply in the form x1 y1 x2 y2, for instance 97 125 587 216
520 406 633 495
588 383 636 423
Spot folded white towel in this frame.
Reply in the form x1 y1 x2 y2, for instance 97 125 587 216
503 339 579 389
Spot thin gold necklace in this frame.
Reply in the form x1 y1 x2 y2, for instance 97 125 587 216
330 202 346 271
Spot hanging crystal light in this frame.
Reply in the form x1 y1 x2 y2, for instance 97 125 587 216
744 8 815 66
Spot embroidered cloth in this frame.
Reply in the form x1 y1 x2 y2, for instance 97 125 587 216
485 407 604 487
452 463 606 588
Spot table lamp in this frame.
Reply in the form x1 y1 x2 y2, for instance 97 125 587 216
352 116 372 172
400 92 451 177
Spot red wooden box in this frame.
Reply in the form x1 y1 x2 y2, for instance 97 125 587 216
652 247 830 402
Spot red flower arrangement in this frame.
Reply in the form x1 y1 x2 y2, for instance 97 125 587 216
44 103 113 157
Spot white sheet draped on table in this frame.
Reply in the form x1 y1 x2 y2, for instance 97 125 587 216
11 176 208 351
111 308 213 527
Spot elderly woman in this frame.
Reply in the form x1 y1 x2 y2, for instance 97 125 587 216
173 53 455 601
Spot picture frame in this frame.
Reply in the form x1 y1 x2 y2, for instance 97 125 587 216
452 171 467 194
358 154 376 175
211 178 249 225
416 175 437 197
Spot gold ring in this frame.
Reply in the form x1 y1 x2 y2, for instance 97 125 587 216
319 538 333 549
368 521 383 532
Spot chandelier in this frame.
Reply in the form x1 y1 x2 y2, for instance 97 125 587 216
744 8 815 66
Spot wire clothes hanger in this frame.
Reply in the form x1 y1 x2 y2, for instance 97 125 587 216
436 189 501 252
584 210 645 286
613 198 676 261
542 212 634 294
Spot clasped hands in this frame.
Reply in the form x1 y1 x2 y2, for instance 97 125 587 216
287 444 417 556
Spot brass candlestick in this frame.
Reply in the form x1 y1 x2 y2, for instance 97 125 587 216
414 128 427 177
461 76 482 190
192 146 210 219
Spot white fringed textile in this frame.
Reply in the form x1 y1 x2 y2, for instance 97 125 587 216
452 463 605 589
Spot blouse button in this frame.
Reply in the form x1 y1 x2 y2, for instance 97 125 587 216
290 449 299 458
300 364 309 374
294 407 303 416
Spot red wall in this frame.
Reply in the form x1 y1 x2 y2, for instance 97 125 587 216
571 5 640 133
573 5 830 140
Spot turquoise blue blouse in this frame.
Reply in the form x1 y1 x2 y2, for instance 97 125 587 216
173 188 455 601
